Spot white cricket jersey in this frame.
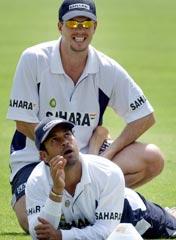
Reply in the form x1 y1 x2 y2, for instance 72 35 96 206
7 38 153 180
25 154 125 240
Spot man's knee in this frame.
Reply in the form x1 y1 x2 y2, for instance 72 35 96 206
111 142 165 188
13 195 29 233
93 126 110 139
145 144 165 177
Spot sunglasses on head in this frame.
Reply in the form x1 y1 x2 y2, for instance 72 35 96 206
65 20 95 29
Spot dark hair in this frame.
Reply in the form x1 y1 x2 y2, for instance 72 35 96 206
40 143 47 151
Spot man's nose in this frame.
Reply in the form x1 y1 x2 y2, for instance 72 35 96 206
61 137 69 146
75 25 85 31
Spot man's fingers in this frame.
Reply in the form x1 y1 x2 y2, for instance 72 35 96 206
50 155 66 168
58 158 67 169
35 221 50 239
50 156 67 176
38 217 49 224
36 230 49 240
35 220 59 240
34 218 50 231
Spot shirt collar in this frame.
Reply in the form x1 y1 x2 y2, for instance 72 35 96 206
50 38 65 74
79 153 92 186
70 154 92 197
50 38 99 75
85 46 99 74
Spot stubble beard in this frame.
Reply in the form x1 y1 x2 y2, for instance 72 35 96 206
70 44 88 53
64 150 80 168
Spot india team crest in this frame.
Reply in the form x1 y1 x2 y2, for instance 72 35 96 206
49 98 57 108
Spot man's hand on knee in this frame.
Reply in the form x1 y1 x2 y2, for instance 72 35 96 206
88 126 110 155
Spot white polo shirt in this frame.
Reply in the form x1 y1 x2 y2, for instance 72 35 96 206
7 38 153 180
26 154 146 240
26 154 125 240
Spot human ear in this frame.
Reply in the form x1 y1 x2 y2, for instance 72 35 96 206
58 22 63 33
94 21 97 31
40 151 48 163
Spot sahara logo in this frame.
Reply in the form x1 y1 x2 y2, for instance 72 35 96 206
69 3 90 10
46 111 97 126
95 211 122 220
9 99 35 110
27 205 44 216
130 95 146 111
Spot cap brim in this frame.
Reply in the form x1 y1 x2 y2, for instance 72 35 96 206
62 10 97 21
41 121 74 145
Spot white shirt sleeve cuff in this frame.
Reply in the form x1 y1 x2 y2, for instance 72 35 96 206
44 198 62 217
61 229 75 240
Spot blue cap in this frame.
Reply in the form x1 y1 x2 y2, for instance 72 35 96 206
59 0 97 21
35 118 74 150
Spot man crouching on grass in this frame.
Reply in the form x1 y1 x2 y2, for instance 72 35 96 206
25 117 176 239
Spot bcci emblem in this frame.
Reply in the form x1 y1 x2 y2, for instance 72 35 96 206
65 200 70 207
49 98 56 108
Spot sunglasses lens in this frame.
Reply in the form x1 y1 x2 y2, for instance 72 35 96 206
66 20 94 29
66 21 78 29
82 21 94 28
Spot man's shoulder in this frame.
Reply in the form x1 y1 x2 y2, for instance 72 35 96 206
82 154 123 178
81 154 125 192
89 46 128 81
21 40 58 59
25 162 51 198
27 161 49 185
89 46 121 68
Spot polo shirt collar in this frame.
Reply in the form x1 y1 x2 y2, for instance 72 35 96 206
50 38 65 74
50 38 99 74
85 46 99 74
79 153 92 186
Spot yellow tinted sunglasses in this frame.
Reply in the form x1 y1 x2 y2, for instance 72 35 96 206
65 20 95 29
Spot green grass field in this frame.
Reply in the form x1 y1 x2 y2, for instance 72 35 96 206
0 0 176 239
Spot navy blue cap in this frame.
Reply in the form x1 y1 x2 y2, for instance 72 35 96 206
59 0 97 21
35 118 74 150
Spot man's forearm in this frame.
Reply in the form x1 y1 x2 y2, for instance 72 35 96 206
101 113 155 159
16 120 38 140
88 126 109 154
